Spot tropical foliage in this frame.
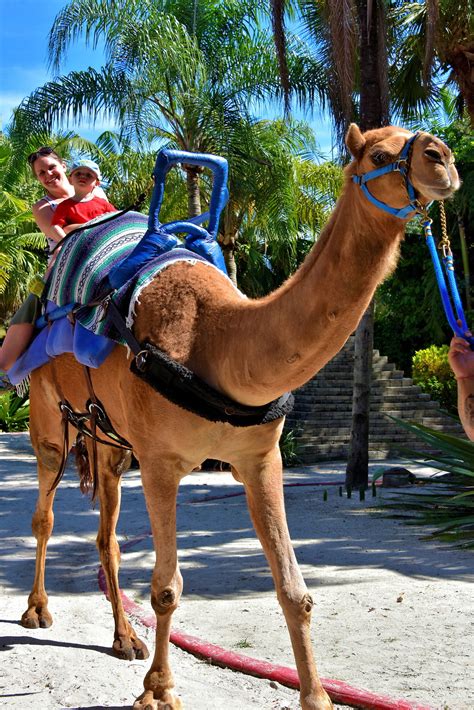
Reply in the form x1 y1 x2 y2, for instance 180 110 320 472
0 392 30 432
0 137 48 323
412 344 457 413
390 0 474 124
385 417 474 548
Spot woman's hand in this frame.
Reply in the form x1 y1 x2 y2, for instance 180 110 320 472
448 333 474 380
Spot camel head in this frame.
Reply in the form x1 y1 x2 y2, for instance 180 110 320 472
346 124 460 218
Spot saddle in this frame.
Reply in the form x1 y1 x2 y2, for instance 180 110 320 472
7 210 227 387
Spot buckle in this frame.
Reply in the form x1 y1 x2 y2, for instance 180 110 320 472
87 401 105 420
393 158 407 172
135 350 149 372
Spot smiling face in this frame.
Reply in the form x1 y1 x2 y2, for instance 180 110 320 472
32 155 71 197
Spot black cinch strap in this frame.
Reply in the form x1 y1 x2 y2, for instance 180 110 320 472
131 343 294 427
105 297 294 426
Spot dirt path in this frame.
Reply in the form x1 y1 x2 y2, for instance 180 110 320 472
1 432 472 709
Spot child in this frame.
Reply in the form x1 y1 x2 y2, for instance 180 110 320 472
50 159 117 242
0 159 116 384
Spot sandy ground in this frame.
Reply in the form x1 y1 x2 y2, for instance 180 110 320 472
0 431 473 710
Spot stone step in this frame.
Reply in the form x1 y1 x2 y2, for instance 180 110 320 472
293 390 430 404
285 339 460 462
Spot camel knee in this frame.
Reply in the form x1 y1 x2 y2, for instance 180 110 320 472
279 589 314 624
151 583 181 616
32 509 54 540
35 440 63 472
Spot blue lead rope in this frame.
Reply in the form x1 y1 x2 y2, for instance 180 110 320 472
422 218 474 350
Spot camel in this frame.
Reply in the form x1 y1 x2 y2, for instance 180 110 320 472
21 124 459 710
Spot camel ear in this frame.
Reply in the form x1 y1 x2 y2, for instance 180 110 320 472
346 123 366 159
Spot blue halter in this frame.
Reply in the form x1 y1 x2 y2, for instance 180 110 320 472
353 130 474 349
352 132 420 219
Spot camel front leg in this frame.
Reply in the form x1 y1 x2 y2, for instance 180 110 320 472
95 445 149 661
133 463 183 710
21 440 63 629
236 447 333 710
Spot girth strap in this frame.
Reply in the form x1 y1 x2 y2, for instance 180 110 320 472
131 342 294 427
104 294 294 426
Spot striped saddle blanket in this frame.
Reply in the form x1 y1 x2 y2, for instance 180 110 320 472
45 211 220 339
7 212 226 387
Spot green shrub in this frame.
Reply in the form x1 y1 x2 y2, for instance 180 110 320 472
279 429 301 467
0 392 30 431
412 344 457 413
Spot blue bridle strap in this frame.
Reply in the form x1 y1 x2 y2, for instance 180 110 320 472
352 133 420 219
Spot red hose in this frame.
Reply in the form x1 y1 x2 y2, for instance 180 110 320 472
98 567 431 710
97 479 433 710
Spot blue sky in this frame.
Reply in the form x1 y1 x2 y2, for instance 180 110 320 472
0 0 107 139
0 0 333 154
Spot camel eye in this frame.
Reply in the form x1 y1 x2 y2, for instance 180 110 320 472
371 151 387 166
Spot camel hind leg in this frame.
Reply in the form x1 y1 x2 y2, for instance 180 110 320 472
94 442 149 661
235 447 333 710
21 436 64 629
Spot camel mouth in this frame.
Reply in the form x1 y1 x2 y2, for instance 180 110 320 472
423 184 458 200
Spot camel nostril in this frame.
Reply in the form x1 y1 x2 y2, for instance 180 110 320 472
424 148 443 163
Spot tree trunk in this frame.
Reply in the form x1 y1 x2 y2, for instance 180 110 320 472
446 42 474 127
346 300 374 488
185 165 202 217
223 244 238 285
457 212 471 311
346 0 389 489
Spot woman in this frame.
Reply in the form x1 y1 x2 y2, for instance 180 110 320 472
0 147 106 378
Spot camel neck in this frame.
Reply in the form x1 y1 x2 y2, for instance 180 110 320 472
213 185 405 405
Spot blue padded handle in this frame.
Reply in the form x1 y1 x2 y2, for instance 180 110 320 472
149 149 229 240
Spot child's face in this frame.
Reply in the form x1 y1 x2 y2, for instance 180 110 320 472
69 169 99 192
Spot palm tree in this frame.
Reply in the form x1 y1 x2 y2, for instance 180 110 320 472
391 1 474 125
11 0 330 283
12 1 320 214
271 0 391 487
222 117 343 287
0 136 48 324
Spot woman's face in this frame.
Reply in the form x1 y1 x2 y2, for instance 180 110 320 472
32 155 68 193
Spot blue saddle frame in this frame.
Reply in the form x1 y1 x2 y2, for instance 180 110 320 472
108 148 229 290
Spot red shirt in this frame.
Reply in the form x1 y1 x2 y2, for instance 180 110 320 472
51 195 117 228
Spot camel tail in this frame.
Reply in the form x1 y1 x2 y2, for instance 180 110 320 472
74 433 97 499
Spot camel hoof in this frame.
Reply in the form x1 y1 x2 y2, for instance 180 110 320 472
133 690 182 709
113 636 150 661
301 689 334 710
21 608 53 629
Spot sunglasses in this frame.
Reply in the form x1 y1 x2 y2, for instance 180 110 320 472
27 147 56 165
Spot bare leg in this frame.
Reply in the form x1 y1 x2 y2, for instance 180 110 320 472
236 448 333 710
95 445 149 660
21 439 62 628
134 462 183 710
0 323 34 371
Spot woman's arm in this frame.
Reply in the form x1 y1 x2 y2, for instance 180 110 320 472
448 335 474 440
32 199 61 240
